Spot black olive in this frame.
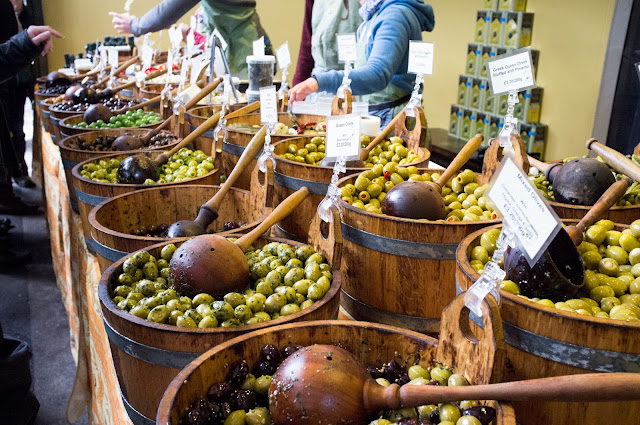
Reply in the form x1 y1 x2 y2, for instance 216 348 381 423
261 344 282 365
427 380 440 386
206 381 233 403
366 365 383 379
226 361 250 387
182 398 212 425
398 419 418 425
428 408 440 424
218 401 231 419
281 344 302 358
396 374 410 386
252 359 277 377
462 406 496 425
229 389 258 411
382 360 405 382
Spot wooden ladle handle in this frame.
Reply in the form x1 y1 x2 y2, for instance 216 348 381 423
527 155 562 182
225 101 261 121
564 177 630 245
183 78 223 110
587 139 640 182
92 55 140 88
234 187 309 252
371 372 640 409
359 113 402 161
435 133 484 189
203 125 267 213
154 111 221 164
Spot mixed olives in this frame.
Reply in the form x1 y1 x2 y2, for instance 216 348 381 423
38 84 72 95
342 166 498 220
66 132 176 152
130 221 247 237
79 148 215 184
180 344 496 425
530 155 640 206
226 121 326 136
473 220 640 322
71 109 161 129
51 97 139 113
111 241 332 328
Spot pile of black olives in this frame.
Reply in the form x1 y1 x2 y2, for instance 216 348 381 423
51 97 138 113
66 132 176 152
129 221 247 237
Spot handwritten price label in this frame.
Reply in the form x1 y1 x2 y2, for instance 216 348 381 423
276 41 291 70
407 41 434 75
487 47 536 95
260 86 278 124
253 36 265 57
336 33 357 63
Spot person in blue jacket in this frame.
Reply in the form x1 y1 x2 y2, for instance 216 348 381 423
289 0 435 127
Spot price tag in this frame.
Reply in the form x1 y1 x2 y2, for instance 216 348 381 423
324 114 361 160
260 85 278 124
168 26 182 50
253 36 265 56
336 33 357 63
407 41 434 75
179 58 189 87
100 46 108 66
636 61 640 83
276 41 291 70
486 156 562 265
487 46 536 95
141 44 154 70
108 48 119 69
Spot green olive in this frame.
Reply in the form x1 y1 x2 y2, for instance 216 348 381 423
295 245 315 262
439 403 461 423
590 285 616 303
147 305 170 323
212 301 235 321
582 250 602 269
224 410 246 425
224 292 246 308
118 273 133 285
585 225 607 245
192 293 214 306
304 263 322 281
247 293 266 312
130 305 150 319
600 296 621 313
234 304 253 322
480 228 501 255
307 283 327 300
599 258 620 276
457 416 483 425
246 407 271 425
161 244 176 261
606 246 629 265
254 375 272 394
430 366 452 385
448 373 468 386
114 285 132 298
265 293 287 313
408 365 429 380
280 303 301 316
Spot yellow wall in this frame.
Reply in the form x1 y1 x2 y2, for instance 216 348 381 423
44 0 615 160
422 0 616 160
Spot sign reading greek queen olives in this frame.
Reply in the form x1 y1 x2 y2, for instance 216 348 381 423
487 46 536 95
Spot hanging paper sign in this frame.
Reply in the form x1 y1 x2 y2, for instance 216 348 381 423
407 41 434 75
487 46 536 95
486 156 562 265
253 36 265 57
168 26 182 50
100 46 108 67
324 114 361 161
260 85 278 124
190 56 209 85
336 33 357 63
108 48 119 69
276 41 291 70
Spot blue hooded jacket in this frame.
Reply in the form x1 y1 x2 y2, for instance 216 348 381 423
312 0 435 97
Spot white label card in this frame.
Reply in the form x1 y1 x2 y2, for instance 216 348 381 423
336 33 357 63
100 46 108 67
169 26 182 50
407 41 434 75
108 48 119 69
487 47 536 95
260 86 278 124
276 41 291 70
324 114 361 160
486 156 562 265
253 36 265 57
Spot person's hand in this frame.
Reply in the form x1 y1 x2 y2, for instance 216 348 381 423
26 26 63 56
176 23 190 43
109 12 134 34
289 77 319 104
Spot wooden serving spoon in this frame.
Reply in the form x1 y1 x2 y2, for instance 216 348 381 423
587 139 640 183
166 125 268 237
269 344 640 425
112 79 221 151
527 155 563 183
382 133 484 220
168 186 309 297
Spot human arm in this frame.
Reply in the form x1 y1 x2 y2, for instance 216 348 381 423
0 26 63 81
292 0 314 86
109 0 200 37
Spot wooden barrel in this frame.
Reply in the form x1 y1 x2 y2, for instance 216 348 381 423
223 112 322 190
334 170 497 334
56 129 180 213
34 90 59 134
59 114 160 139
185 104 247 156
157 294 515 425
99 216 343 424
139 85 164 116
456 221 640 425
116 77 137 100
71 152 219 250
88 167 269 273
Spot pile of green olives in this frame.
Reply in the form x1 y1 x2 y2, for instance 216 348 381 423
341 166 498 220
180 344 497 425
72 109 161 129
111 241 332 328
79 148 215 184
473 220 640 322
529 155 640 206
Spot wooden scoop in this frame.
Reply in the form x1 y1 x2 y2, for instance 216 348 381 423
587 139 640 183
527 155 563 183
112 79 221 151
168 186 309 297
382 133 484 220
504 177 630 301
166 125 268 237
268 344 640 425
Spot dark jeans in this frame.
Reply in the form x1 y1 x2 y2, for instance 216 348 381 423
0 80 32 178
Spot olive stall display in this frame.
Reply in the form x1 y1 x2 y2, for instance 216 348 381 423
98 210 343 423
64 131 176 152
456 221 640 425
58 110 162 139
157 296 516 425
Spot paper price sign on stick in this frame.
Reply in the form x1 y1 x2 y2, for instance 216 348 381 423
108 48 119 69
100 46 108 66
407 41 434 75
276 41 291 70
336 33 357 63
253 36 265 57
260 86 278 124
324 114 361 161
486 156 562 265
487 46 536 95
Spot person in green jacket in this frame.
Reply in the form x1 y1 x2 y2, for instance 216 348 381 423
110 0 271 76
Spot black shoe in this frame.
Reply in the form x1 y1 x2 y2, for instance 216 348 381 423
12 176 36 189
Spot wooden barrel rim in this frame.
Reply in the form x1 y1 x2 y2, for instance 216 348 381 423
57 129 180 157
455 222 640 372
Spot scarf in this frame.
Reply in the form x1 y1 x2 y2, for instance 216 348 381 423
359 0 386 21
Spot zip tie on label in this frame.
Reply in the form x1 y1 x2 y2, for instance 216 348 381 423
337 62 352 100
257 123 276 173
498 89 519 147
405 73 424 118
278 68 289 101
317 157 346 223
